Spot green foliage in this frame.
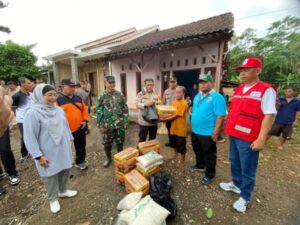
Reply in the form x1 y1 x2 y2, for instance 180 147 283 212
0 40 40 81
228 16 300 94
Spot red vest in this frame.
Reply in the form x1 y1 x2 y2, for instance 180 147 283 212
225 81 275 142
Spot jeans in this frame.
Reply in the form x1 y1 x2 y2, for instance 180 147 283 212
72 128 86 165
0 128 18 176
138 125 158 142
17 123 28 157
229 136 259 201
191 133 217 178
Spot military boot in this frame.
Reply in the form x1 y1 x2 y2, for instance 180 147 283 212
116 143 123 152
103 146 112 168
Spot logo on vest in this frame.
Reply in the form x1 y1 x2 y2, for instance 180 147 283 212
250 91 262 98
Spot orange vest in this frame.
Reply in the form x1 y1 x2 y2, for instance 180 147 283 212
225 82 275 142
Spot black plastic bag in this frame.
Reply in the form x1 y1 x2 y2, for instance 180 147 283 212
150 172 177 219
142 106 159 124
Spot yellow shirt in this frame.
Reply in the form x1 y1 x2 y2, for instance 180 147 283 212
170 99 188 137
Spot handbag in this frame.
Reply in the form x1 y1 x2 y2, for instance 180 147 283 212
142 105 159 124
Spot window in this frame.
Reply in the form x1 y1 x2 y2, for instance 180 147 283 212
169 61 173 68
121 65 124 71
136 72 142 94
177 60 181 67
211 55 216 63
163 62 166 69
202 57 206 64
120 73 127 99
185 59 189 66
129 64 132 70
193 58 197 65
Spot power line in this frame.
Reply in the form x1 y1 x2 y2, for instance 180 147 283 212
235 6 300 21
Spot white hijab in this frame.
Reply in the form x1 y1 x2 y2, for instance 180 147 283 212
31 84 64 145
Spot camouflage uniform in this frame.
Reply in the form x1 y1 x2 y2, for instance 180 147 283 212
96 89 129 147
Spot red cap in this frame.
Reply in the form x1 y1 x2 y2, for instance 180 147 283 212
235 57 263 70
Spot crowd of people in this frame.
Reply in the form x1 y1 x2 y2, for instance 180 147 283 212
0 57 299 215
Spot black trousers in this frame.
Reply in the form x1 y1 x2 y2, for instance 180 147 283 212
191 132 217 178
17 123 28 157
138 125 158 143
72 128 86 165
166 121 172 143
0 128 17 176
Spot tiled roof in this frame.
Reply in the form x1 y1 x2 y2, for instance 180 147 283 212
109 12 234 57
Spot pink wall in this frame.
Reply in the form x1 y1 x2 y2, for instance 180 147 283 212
111 42 220 106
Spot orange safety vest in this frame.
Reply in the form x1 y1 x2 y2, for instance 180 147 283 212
225 81 275 142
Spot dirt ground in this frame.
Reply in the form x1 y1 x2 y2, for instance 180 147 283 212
0 120 300 225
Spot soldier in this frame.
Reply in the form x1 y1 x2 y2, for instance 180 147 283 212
95 76 129 168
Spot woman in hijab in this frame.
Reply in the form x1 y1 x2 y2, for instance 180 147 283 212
23 84 77 214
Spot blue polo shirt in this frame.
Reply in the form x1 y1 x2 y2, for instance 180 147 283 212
275 97 300 125
191 90 226 136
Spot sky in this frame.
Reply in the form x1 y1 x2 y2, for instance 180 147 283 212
0 0 299 65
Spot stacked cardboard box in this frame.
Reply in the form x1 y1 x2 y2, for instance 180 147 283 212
138 140 160 155
114 147 139 184
124 169 150 195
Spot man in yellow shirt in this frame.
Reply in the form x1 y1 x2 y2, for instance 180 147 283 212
160 86 188 167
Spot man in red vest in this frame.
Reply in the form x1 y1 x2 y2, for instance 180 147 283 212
219 58 277 213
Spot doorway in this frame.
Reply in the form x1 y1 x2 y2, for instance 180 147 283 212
174 69 200 98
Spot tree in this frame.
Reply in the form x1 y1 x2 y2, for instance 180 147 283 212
0 0 10 34
228 16 300 94
0 40 40 81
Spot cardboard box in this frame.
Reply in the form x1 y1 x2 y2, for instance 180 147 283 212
156 105 176 115
124 169 149 195
138 140 160 155
136 165 161 179
114 147 139 184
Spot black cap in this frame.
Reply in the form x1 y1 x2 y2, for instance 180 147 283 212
61 78 76 86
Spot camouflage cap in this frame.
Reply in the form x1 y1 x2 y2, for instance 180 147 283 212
105 76 115 83
169 77 177 82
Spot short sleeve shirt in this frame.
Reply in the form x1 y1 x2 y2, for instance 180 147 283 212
170 100 188 137
191 90 226 136
12 91 32 123
275 97 300 125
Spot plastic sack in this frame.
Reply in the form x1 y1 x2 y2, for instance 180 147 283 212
136 160 163 172
143 106 159 124
117 195 170 225
150 172 177 219
117 192 144 211
136 151 163 168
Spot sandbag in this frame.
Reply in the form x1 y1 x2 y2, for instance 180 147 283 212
136 151 163 168
118 195 170 225
117 192 144 211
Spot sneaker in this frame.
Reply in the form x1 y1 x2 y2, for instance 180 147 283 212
20 153 30 163
9 175 20 185
201 176 214 185
58 190 78 198
219 182 241 194
74 162 88 170
0 186 6 196
233 197 249 213
190 164 205 171
50 200 61 213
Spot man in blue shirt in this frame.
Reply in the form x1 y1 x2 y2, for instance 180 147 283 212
191 74 226 185
269 87 300 149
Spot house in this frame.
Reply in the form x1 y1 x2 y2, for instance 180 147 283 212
106 13 234 108
43 26 159 96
